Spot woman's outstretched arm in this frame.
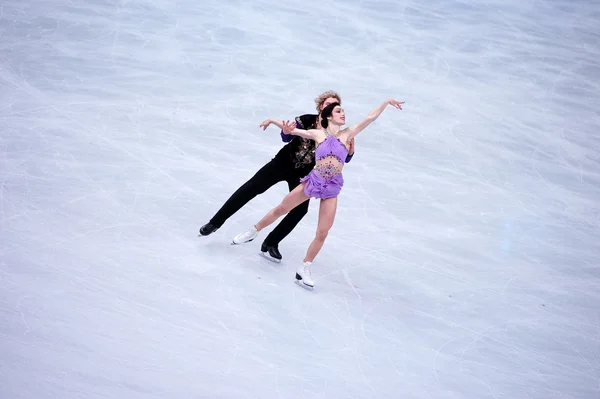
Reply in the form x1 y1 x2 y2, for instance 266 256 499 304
260 118 319 140
260 118 287 130
281 120 320 140
346 99 404 138
260 118 320 140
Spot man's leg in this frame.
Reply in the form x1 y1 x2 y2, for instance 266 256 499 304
199 158 284 235
261 178 311 260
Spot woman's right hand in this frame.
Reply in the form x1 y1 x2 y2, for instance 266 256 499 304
282 120 296 135
259 118 273 130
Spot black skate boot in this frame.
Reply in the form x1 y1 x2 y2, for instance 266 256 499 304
260 241 282 263
199 222 218 236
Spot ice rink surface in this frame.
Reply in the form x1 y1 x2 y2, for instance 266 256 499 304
1 0 599 398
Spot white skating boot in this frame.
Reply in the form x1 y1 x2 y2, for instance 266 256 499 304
295 261 314 288
232 226 258 245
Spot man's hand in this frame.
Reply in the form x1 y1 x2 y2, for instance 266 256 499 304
348 137 355 155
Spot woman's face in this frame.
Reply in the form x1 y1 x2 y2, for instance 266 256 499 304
329 105 346 125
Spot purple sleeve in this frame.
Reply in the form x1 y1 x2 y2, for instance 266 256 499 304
280 120 303 142
345 153 354 163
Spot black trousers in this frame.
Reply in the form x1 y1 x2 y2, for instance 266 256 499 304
209 157 310 247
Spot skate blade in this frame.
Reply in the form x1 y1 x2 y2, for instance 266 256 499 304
294 280 314 290
295 274 314 290
231 238 254 245
259 252 282 264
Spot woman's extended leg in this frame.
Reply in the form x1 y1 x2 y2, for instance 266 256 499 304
232 182 310 244
254 183 310 231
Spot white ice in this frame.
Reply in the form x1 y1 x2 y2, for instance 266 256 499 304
1 0 600 398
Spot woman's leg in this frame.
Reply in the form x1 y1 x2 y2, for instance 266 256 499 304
304 196 338 262
233 183 311 245
254 183 310 231
295 196 338 287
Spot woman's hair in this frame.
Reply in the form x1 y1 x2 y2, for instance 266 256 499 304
320 102 340 128
314 90 341 112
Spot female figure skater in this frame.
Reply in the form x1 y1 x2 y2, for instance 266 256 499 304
233 98 404 288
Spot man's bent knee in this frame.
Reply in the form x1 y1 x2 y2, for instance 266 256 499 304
289 201 309 217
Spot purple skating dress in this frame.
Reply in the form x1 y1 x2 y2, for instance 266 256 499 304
300 134 349 199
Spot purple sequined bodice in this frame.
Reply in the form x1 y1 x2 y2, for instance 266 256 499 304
299 134 348 198
315 134 348 164
309 134 349 182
